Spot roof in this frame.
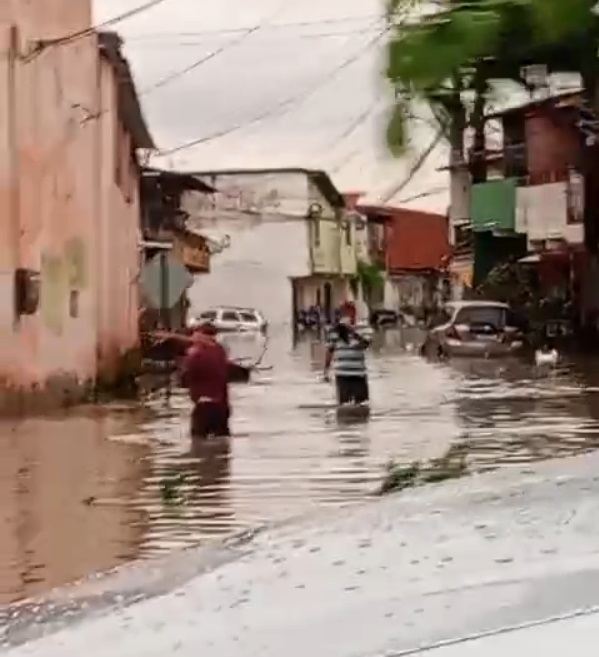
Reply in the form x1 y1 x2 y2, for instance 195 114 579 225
98 31 154 149
142 167 215 193
386 207 450 272
485 90 581 121
189 167 345 209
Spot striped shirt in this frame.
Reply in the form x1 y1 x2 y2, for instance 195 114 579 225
326 327 368 377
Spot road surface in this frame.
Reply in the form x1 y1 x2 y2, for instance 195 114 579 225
5 448 599 655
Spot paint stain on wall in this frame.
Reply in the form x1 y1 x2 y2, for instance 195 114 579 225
65 237 87 289
41 254 67 335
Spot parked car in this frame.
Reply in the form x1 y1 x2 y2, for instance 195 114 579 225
420 300 526 359
189 307 268 334
370 308 417 327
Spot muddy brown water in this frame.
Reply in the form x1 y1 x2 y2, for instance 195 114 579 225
2 328 599 605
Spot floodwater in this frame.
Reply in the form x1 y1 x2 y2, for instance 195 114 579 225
3 328 599 605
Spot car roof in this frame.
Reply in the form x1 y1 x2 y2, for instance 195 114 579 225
203 306 261 313
445 300 509 310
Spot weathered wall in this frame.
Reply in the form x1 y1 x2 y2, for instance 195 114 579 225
516 181 583 246
0 2 142 403
184 172 313 328
525 111 579 183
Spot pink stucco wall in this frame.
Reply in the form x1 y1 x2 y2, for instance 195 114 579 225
0 1 142 392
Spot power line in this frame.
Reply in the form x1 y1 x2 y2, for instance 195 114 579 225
140 0 294 94
124 14 385 40
156 25 389 157
379 129 445 204
38 0 173 48
127 26 382 48
395 185 448 205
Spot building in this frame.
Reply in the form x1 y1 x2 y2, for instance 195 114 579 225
182 168 358 330
0 2 154 411
139 168 214 331
446 92 589 301
354 204 449 313
459 92 588 307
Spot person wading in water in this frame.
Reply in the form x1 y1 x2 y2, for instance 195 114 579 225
323 305 371 406
180 322 231 438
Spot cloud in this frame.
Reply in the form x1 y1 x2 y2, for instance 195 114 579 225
94 0 449 209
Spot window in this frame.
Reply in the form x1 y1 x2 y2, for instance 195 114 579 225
221 310 240 322
239 311 258 322
344 221 352 246
313 219 320 247
455 306 504 328
199 311 217 320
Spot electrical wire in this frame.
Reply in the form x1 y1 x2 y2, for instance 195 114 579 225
379 128 445 204
394 185 448 205
127 26 383 48
140 0 295 94
39 0 174 48
156 25 390 157
124 14 386 40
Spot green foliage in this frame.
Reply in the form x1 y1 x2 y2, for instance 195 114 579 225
383 0 599 159
378 443 469 495
354 260 385 292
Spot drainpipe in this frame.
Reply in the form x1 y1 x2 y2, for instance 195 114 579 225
93 37 103 380
8 26 19 331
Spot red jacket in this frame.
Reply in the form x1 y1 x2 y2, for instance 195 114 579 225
180 339 229 408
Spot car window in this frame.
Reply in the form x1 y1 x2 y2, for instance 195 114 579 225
199 311 217 320
455 306 504 327
221 310 240 322
239 311 258 322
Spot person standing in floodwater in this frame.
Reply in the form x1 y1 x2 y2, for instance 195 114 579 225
180 322 231 438
323 305 371 405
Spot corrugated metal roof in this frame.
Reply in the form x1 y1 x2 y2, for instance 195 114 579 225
385 207 450 272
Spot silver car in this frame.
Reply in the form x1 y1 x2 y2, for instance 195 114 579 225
421 300 526 359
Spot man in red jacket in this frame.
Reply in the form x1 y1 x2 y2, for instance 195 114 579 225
180 322 231 438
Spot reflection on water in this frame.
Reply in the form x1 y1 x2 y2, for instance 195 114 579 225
4 329 599 603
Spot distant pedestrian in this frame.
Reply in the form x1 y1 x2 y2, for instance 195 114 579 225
323 305 370 406
180 322 231 438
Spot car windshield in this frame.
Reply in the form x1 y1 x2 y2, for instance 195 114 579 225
199 311 217 320
455 306 504 327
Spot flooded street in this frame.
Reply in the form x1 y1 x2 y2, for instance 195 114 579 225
3 328 599 606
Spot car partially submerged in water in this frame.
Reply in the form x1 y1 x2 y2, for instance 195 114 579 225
420 300 526 359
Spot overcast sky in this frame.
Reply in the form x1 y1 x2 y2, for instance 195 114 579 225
93 0 453 211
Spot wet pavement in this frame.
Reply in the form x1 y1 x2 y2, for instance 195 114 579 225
4 328 599 607
6 451 599 655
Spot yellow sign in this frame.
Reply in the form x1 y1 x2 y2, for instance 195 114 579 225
175 235 210 272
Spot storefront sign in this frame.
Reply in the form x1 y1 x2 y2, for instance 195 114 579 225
174 235 210 273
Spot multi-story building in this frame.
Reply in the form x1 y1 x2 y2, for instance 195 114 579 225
0 2 154 411
182 168 359 330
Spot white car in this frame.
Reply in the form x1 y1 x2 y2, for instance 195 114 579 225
189 307 267 334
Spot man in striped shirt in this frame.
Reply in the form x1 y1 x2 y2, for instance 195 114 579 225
324 306 371 405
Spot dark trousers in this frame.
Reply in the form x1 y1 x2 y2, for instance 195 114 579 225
191 402 230 438
335 375 369 405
